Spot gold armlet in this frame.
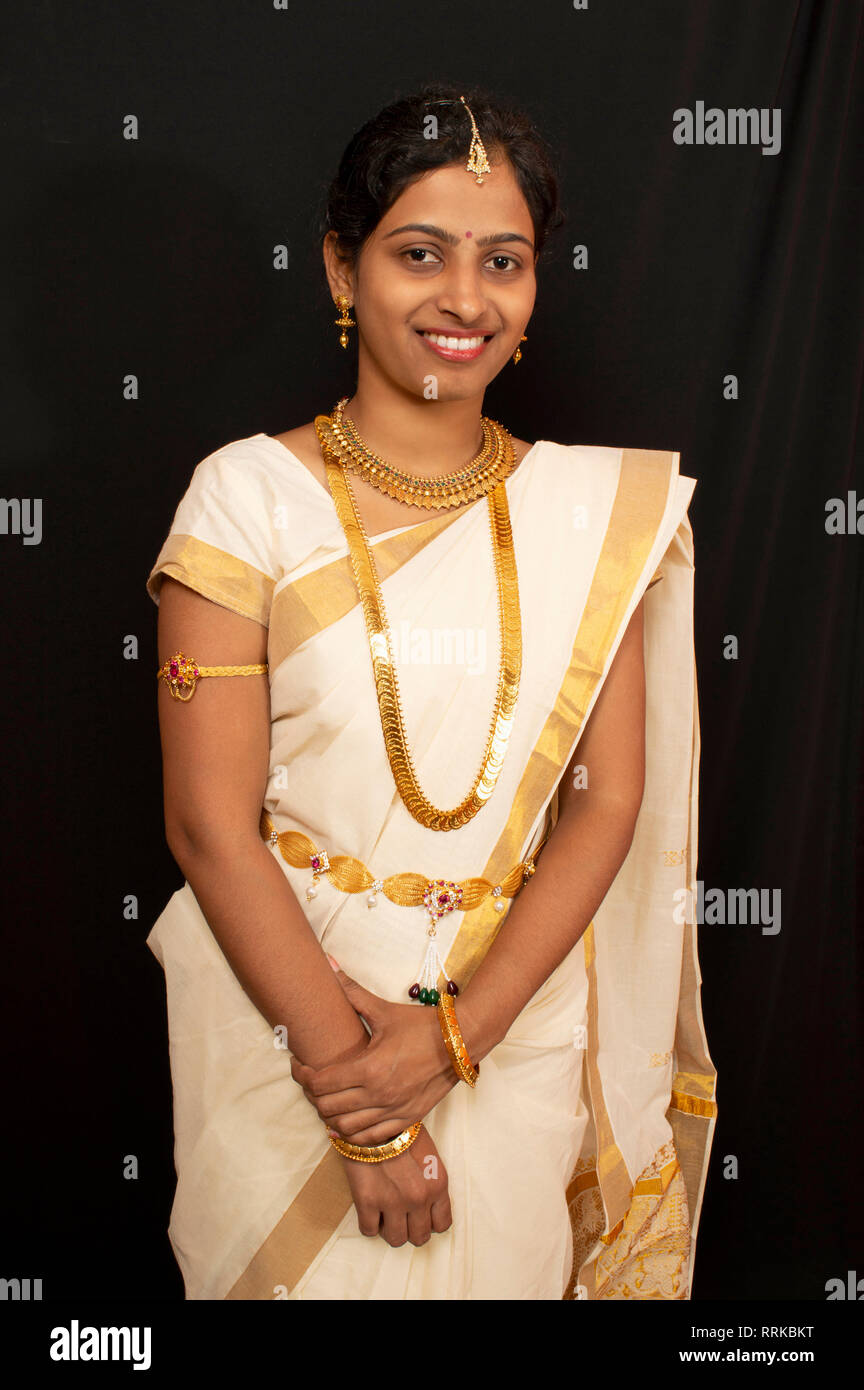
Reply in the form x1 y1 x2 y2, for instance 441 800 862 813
157 650 268 701
327 1121 422 1164
437 993 480 1087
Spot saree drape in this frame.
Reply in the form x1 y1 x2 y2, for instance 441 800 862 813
145 430 716 1300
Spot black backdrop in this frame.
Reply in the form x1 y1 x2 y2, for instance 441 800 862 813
2 0 862 1311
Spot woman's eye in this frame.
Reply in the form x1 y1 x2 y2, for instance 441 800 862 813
487 254 519 271
402 248 441 265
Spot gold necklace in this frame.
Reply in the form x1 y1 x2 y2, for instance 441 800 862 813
315 410 523 831
318 397 520 509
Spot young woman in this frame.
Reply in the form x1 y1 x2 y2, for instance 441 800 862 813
146 84 716 1300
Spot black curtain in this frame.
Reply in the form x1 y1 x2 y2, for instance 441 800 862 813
2 0 861 1312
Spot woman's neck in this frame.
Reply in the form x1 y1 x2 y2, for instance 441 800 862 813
342 378 487 479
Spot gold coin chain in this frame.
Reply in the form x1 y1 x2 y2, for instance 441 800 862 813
315 419 522 831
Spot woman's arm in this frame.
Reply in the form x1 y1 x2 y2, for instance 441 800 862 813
156 575 371 1067
457 595 647 1061
157 575 458 1249
292 596 648 1141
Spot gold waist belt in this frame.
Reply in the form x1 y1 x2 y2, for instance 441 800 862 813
258 809 545 915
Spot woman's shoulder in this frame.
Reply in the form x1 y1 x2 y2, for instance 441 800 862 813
186 421 327 499
265 421 330 493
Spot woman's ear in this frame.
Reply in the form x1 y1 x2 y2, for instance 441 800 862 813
322 230 354 305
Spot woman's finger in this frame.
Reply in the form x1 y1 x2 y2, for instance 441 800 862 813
406 1206 432 1247
380 1208 408 1249
430 1194 453 1233
355 1205 382 1240
315 1088 372 1119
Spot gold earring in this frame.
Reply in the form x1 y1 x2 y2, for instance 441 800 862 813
512 334 527 365
334 295 356 349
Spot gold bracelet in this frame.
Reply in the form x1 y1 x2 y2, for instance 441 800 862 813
327 1121 422 1164
437 993 480 1088
157 650 268 701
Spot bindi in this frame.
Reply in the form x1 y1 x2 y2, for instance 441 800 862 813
464 230 472 238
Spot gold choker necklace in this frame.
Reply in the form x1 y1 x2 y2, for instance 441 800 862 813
314 405 523 831
316 396 519 509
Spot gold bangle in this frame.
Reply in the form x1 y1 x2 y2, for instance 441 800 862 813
437 993 479 1088
157 650 268 701
327 1121 422 1164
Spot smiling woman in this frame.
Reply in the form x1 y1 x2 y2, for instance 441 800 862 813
145 82 716 1302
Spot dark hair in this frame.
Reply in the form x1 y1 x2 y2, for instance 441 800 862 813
321 82 565 268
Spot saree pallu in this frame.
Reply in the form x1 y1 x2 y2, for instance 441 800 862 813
145 432 717 1300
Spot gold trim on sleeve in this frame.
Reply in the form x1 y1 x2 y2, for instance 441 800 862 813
147 533 275 626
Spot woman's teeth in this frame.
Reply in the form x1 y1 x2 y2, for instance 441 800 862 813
422 332 487 350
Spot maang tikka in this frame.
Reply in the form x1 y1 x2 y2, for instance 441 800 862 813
459 94 491 184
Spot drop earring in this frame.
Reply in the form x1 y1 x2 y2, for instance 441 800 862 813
512 334 527 365
333 295 356 349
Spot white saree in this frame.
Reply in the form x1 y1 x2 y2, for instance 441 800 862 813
145 430 717 1300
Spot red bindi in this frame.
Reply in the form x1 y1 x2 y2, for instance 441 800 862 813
465 230 472 238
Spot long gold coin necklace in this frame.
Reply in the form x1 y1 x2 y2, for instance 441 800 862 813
314 400 524 1000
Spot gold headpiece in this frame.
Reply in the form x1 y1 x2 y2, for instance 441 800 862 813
459 95 491 184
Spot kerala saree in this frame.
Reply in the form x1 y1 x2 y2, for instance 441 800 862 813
145 429 717 1300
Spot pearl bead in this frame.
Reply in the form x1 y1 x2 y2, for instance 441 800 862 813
306 884 318 900
494 897 506 912
366 893 377 908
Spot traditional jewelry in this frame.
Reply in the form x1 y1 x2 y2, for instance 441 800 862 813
513 334 527 365
157 651 268 701
315 425 522 831
437 992 480 1086
259 809 546 1000
460 95 491 184
328 1120 422 1164
333 294 355 349
317 397 520 510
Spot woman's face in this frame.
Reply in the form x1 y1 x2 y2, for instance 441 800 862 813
325 157 538 403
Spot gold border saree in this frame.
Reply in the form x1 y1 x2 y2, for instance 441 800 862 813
145 433 716 1300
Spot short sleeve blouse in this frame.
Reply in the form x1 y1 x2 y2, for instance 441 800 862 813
146 440 282 627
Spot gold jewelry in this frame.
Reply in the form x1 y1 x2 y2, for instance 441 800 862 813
460 95 491 184
260 809 548 1003
333 294 355 349
157 651 268 701
316 398 519 510
313 421 522 832
328 1121 422 1164
513 334 527 365
437 992 479 1087
259 811 544 909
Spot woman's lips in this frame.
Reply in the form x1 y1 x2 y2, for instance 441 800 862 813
416 329 492 362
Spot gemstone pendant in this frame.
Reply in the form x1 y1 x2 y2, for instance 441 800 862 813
408 880 464 1003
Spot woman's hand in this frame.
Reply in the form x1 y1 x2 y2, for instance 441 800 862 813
338 1124 452 1248
291 960 458 1146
